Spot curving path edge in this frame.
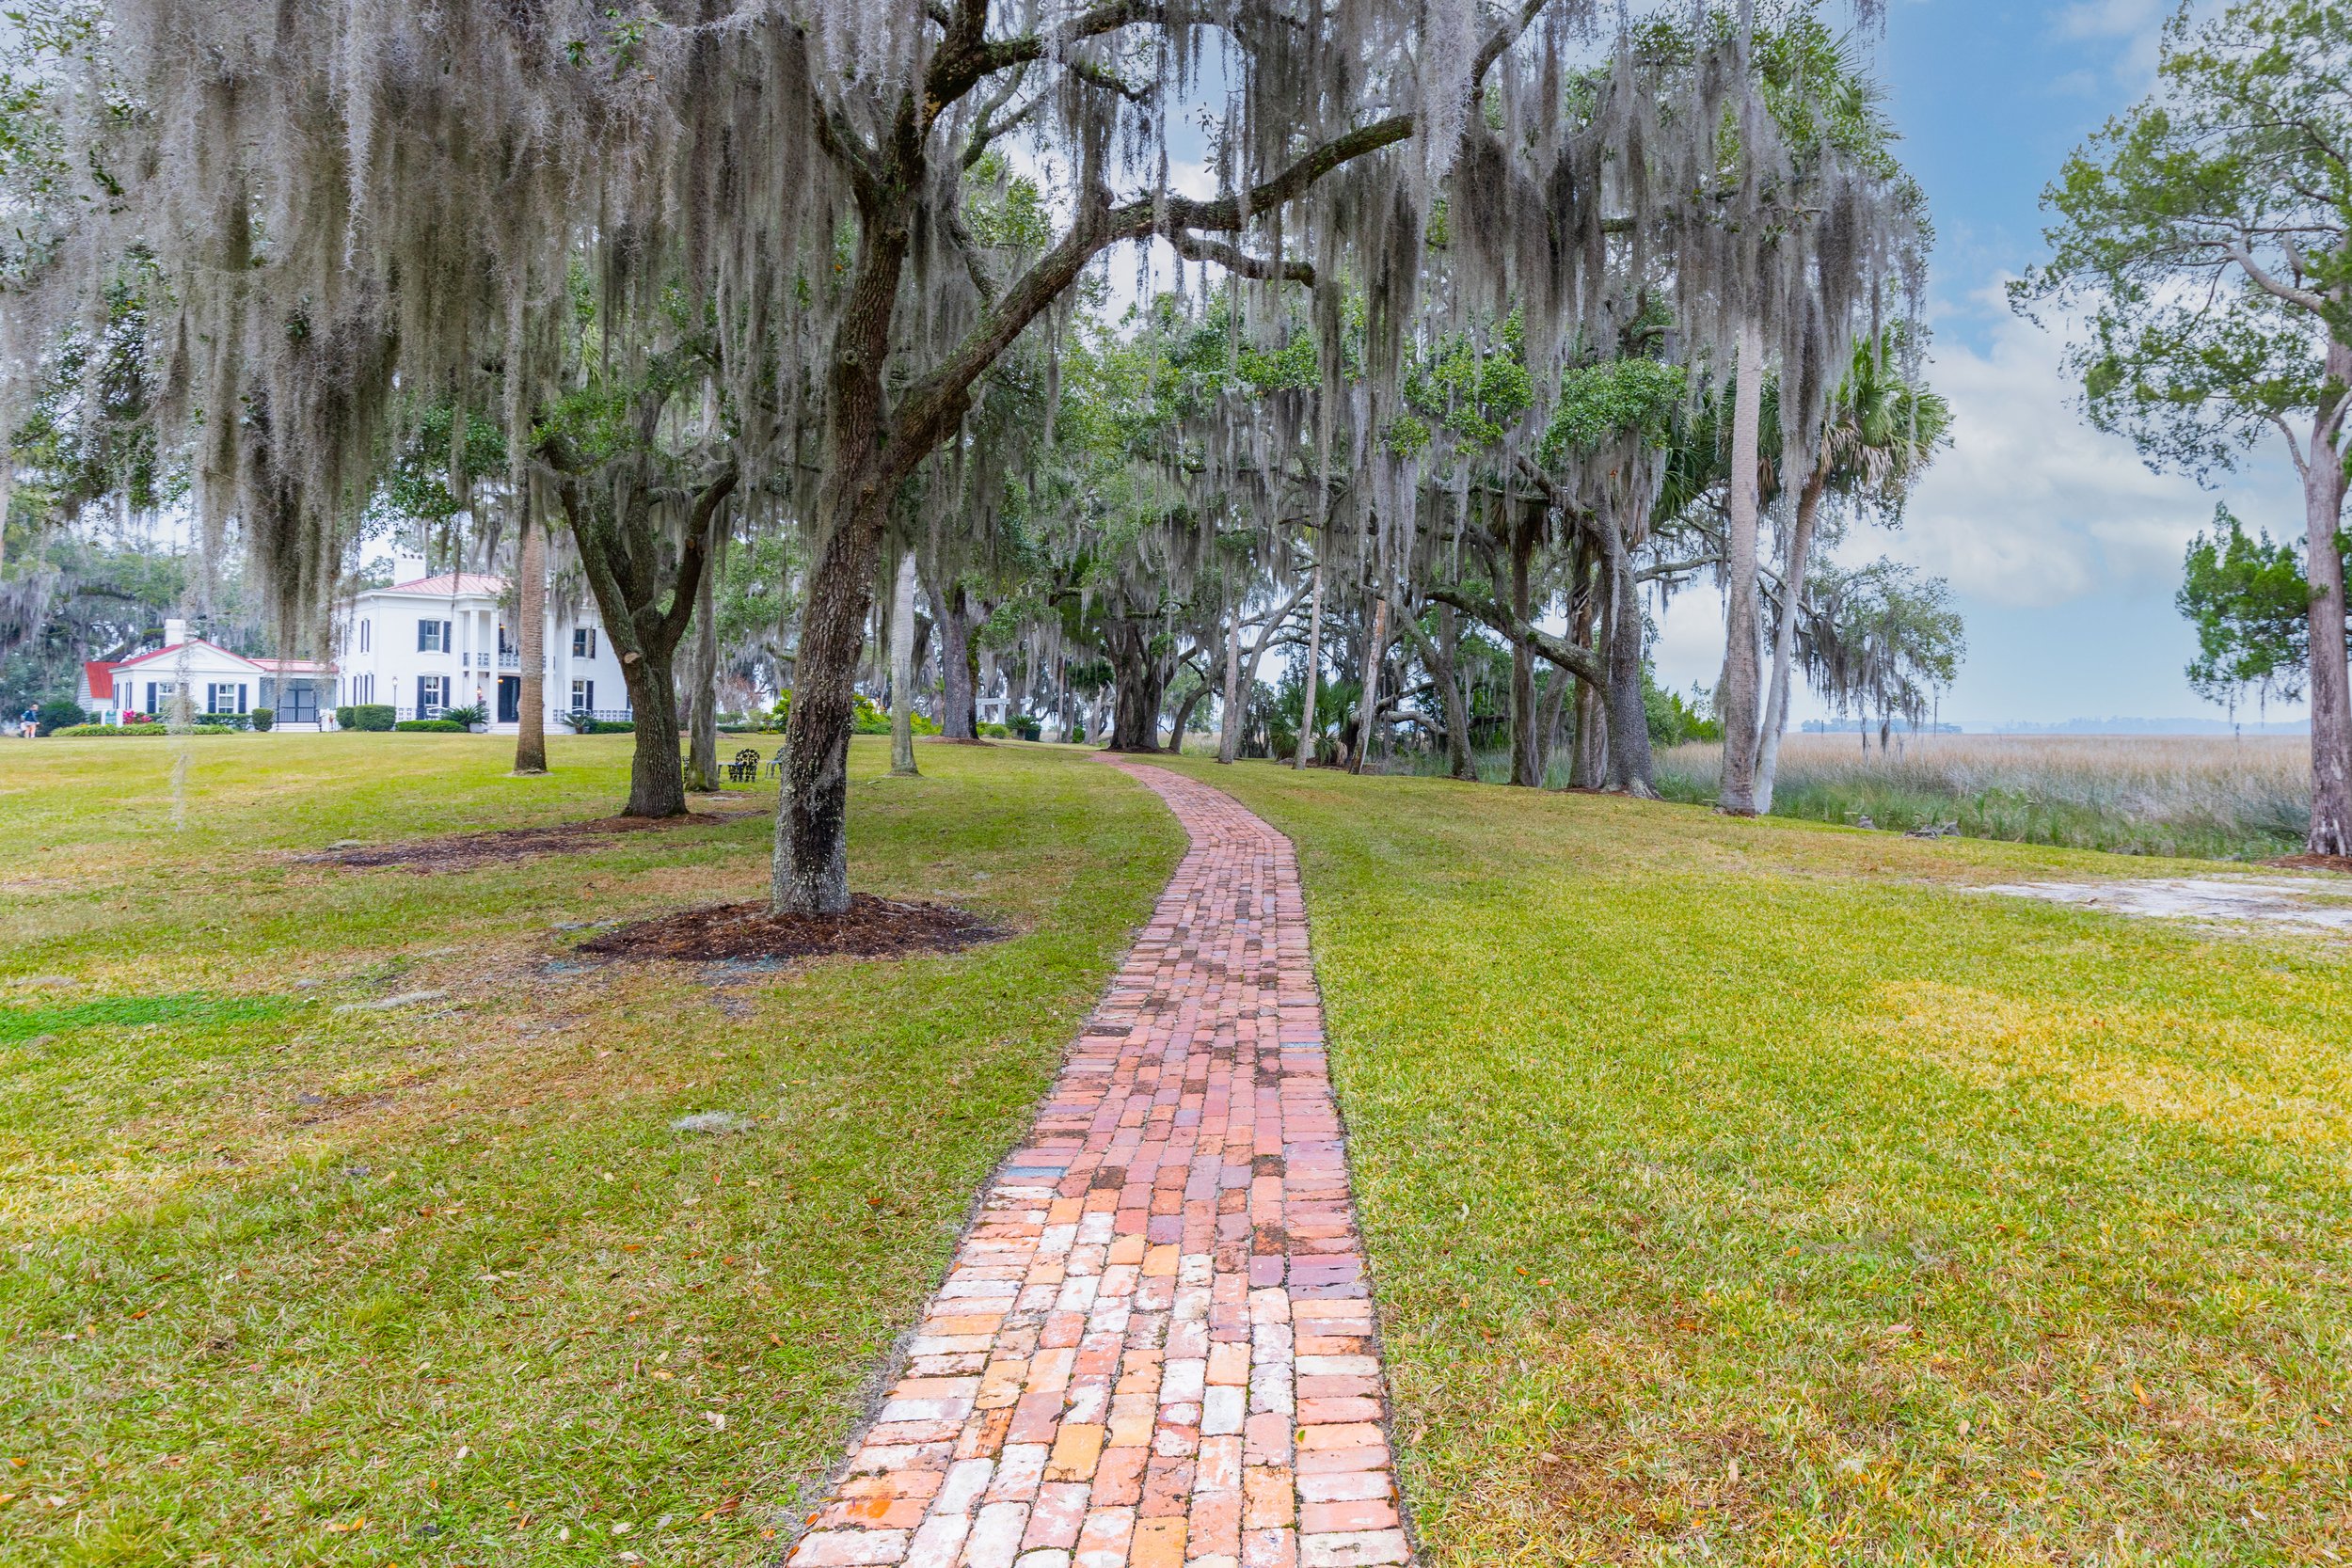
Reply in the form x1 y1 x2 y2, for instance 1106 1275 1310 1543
785 759 1408 1568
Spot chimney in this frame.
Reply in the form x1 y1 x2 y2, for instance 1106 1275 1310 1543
164 617 189 648
392 551 429 583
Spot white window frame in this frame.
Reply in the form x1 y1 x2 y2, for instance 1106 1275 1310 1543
419 618 450 653
570 678 593 712
572 626 596 659
418 675 449 715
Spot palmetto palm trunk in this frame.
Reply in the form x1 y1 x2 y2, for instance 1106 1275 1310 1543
1755 462 1826 815
889 551 920 777
1294 559 1324 768
1717 315 1768 816
512 502 548 776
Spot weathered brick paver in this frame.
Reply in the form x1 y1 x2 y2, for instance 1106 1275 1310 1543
787 760 1408 1568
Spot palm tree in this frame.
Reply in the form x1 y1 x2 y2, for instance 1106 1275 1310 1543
1755 334 1951 810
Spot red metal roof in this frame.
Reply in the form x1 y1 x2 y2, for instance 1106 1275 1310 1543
95 643 332 690
380 572 506 597
110 638 261 673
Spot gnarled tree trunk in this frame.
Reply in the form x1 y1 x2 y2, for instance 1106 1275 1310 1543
1601 520 1658 798
1104 620 1169 752
1398 604 1477 783
618 646 687 816
775 484 889 913
1507 509 1542 788
1168 672 1210 755
557 467 734 820
1436 604 1477 782
932 575 979 740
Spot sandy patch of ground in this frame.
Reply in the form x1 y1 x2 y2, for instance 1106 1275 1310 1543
1977 877 2352 932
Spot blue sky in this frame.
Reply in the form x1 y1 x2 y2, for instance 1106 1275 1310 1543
1648 0 2312 728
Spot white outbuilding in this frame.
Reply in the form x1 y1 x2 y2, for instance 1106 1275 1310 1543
80 621 335 726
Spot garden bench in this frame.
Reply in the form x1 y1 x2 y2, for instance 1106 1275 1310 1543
764 746 787 779
726 747 762 784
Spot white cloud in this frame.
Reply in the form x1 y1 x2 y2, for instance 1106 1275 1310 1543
2049 0 2217 91
1860 284 2303 609
1645 277 2307 721
2054 0 2168 40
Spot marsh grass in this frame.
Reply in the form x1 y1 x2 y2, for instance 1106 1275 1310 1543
1157 757 2352 1565
1648 733 2313 859
0 734 1181 1567
1389 734 2312 858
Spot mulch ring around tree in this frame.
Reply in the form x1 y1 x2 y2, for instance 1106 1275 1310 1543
293 809 761 871
573 895 1007 965
2269 853 2352 877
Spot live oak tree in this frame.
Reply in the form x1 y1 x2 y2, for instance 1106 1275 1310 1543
2018 0 2352 855
1801 558 1963 750
7 0 1613 915
2179 504 2352 722
534 341 739 820
5 0 1919 911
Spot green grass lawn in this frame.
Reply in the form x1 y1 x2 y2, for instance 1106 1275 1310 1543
1152 757 2352 1566
0 733 1182 1566
11 735 2351 1566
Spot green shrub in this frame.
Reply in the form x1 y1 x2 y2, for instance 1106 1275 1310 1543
50 723 235 738
564 710 634 734
1010 715 1042 741
394 719 468 733
441 703 487 727
193 711 252 731
978 721 1009 739
249 707 275 731
850 695 890 734
336 705 396 732
35 700 87 736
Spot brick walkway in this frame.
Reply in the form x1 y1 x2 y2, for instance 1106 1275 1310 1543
786 760 1408 1568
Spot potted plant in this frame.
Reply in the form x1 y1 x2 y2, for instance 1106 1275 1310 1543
442 703 489 733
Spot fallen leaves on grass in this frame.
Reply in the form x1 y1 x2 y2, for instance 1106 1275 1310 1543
575 895 1005 965
292 811 759 871
2269 852 2352 876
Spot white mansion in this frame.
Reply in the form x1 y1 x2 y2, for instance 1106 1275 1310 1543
77 562 630 732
